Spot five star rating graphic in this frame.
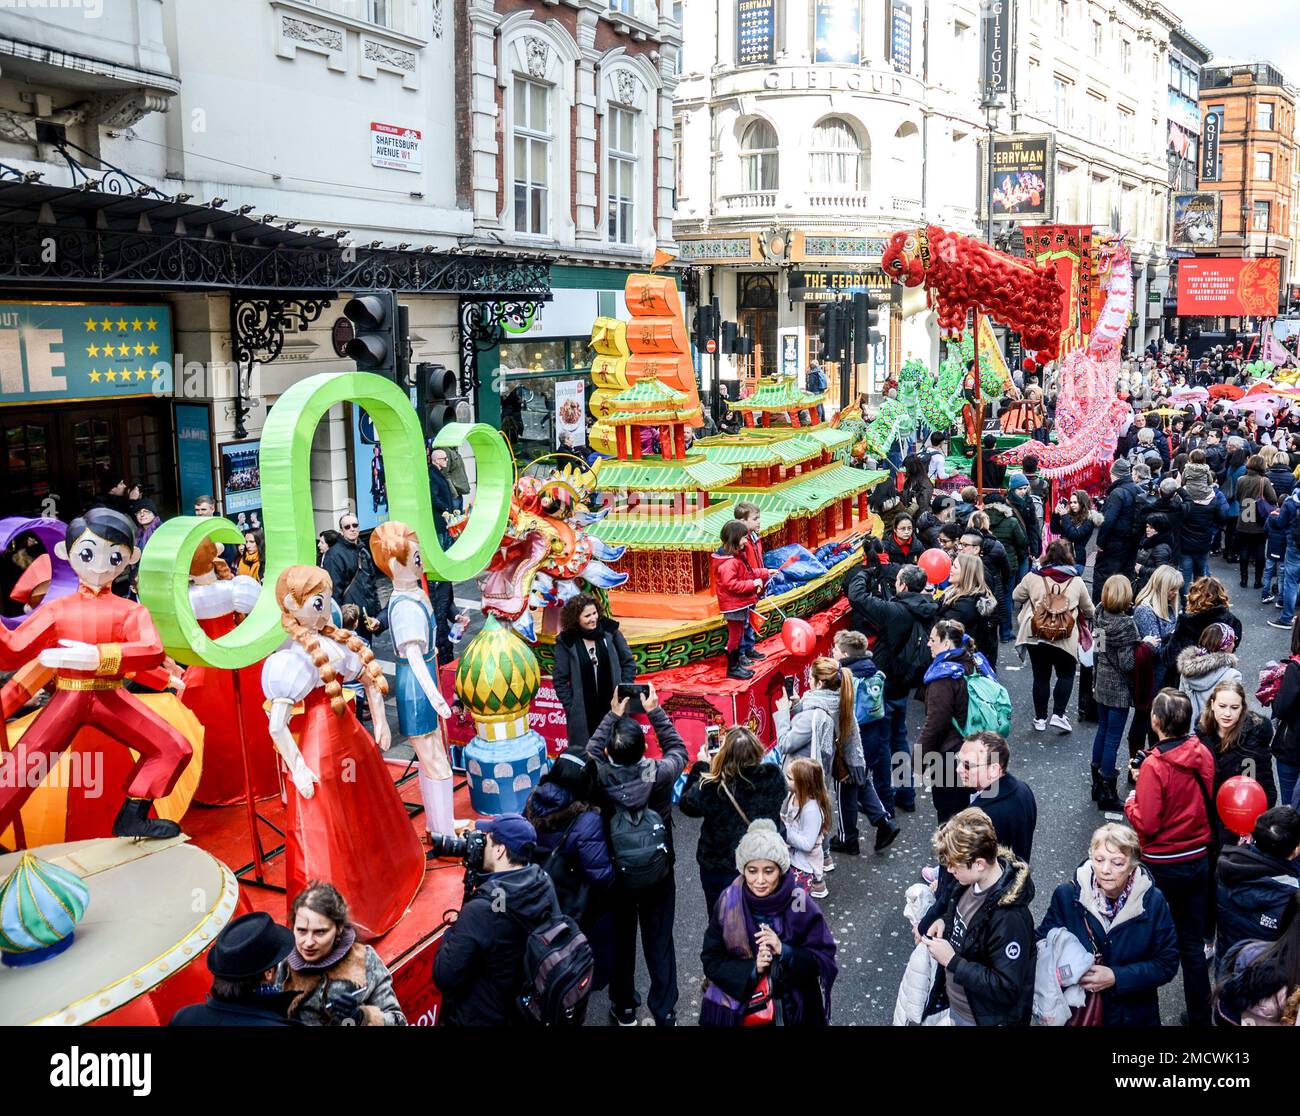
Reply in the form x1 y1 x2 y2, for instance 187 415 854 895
84 314 162 386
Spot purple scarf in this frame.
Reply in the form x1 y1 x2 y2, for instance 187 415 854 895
701 871 838 1025
286 926 356 972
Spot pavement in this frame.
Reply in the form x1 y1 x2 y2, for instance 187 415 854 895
579 549 1289 1027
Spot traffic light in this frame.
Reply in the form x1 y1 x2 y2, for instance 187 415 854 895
734 335 754 357
852 291 881 363
343 290 402 378
694 304 719 354
415 362 460 442
821 301 847 362
720 320 739 355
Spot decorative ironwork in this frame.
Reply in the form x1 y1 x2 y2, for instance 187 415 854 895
47 134 170 201
458 299 544 401
229 296 331 438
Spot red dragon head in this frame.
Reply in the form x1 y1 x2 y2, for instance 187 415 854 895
881 228 928 288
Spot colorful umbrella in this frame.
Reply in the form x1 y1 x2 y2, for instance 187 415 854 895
1208 383 1245 401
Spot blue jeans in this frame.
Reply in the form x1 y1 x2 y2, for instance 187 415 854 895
1179 551 1210 604
739 615 758 656
1091 703 1129 779
1278 761 1300 810
1001 556 1030 639
1280 549 1300 624
884 695 915 808
860 717 895 815
1263 554 1284 600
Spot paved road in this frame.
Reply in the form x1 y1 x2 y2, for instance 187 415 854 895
582 552 1288 1026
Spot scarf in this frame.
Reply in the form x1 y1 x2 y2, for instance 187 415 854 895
891 530 914 555
286 926 356 972
922 641 995 685
1091 869 1135 925
701 871 838 1025
1032 563 1078 584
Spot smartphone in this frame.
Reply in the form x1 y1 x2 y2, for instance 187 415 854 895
782 677 796 699
706 724 721 747
619 682 649 715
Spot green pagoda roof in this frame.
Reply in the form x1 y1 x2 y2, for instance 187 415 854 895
588 500 740 550
697 436 824 468
726 379 826 412
592 455 742 492
713 466 884 519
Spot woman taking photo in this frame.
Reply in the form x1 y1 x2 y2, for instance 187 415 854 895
1036 823 1180 1026
277 881 406 1026
938 552 1000 667
1013 538 1095 735
1197 679 1277 834
679 726 788 915
551 593 637 754
1091 575 1146 811
699 819 838 1027
917 619 996 824
1050 489 1102 569
1166 576 1243 689
1130 566 1184 760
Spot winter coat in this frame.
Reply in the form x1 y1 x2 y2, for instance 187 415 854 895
978 533 1013 603
678 762 788 875
1176 648 1243 723
1092 608 1139 709
894 883 939 1026
431 864 558 1026
846 581 939 699
916 646 994 762
712 549 760 613
171 992 299 1027
1124 733 1216 864
1008 489 1043 561
1165 605 1243 688
1012 566 1095 658
1177 488 1228 557
1265 498 1293 560
321 536 381 621
782 795 827 877
922 853 1037 1026
1200 712 1278 814
969 771 1038 862
551 618 638 755
1097 478 1142 559
1215 845 1300 971
740 532 771 585
883 530 925 568
1224 461 1247 517
1271 658 1300 768
587 706 689 862
1051 509 1102 568
986 501 1028 572
915 510 944 550
526 785 615 898
1036 863 1180 1027
938 589 999 663
279 942 406 1026
1141 495 1185 562
1235 471 1277 535
1134 530 1174 589
774 686 866 787
1266 465 1296 501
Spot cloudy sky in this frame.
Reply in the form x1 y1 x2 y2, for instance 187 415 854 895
1166 0 1300 82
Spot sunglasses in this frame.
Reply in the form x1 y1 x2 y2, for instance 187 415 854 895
342 522 360 530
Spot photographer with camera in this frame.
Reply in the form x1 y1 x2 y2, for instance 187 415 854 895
587 680 689 1026
430 814 560 1026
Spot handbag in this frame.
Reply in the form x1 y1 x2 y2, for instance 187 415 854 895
1076 619 1095 668
1066 914 1105 1027
742 973 776 1027
720 781 751 827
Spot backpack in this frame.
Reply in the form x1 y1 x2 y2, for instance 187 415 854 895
1256 656 1300 707
607 802 672 890
1030 579 1076 642
540 820 592 922
511 895 595 1027
895 615 932 690
851 668 887 724
953 673 1013 738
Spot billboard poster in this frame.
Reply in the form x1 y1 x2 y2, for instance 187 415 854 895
1172 192 1220 248
1201 110 1221 181
1176 258 1282 317
889 0 913 74
990 135 1052 220
814 0 860 64
554 379 587 452
780 331 800 375
736 0 775 66
174 404 212 514
980 0 1013 106
219 440 261 532
351 404 389 533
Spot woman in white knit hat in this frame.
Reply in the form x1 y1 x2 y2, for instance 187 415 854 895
699 819 838 1027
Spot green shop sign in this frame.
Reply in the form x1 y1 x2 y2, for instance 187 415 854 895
0 301 173 404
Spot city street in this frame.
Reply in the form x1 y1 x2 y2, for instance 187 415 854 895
580 552 1287 1026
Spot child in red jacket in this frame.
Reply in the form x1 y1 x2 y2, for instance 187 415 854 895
734 501 772 664
713 519 763 680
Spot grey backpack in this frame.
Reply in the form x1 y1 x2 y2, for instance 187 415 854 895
608 803 671 890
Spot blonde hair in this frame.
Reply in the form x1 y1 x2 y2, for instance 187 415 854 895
833 629 869 657
368 520 419 578
1100 573 1134 614
1134 564 1183 621
786 757 832 840
1089 822 1141 867
810 656 856 751
190 536 233 580
275 565 388 716
967 510 991 532
945 551 991 603
932 807 1001 869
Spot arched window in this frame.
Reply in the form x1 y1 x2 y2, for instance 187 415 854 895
810 118 863 191
740 120 779 192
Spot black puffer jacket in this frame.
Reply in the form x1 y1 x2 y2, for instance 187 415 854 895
1266 465 1296 500
978 533 1013 603
1199 712 1277 825
1177 490 1228 557
1165 605 1244 688
678 763 788 875
846 580 940 699
1268 658 1300 768
1134 524 1175 590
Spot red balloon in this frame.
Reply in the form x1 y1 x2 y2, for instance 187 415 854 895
781 617 816 657
1217 775 1268 837
1023 357 1037 373
917 548 952 586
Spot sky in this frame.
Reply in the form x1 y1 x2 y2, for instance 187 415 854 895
1165 0 1300 83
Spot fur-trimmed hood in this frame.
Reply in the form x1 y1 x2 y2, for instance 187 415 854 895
1088 508 1105 527
990 848 1034 908
1176 647 1240 685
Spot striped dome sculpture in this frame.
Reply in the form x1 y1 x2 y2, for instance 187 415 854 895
0 852 90 967
454 615 547 815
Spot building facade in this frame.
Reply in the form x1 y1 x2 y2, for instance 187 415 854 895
455 0 679 461
0 0 545 534
1196 62 1295 306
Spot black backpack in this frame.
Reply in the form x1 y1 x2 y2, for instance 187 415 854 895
540 820 592 922
894 613 932 690
511 895 595 1027
608 802 672 890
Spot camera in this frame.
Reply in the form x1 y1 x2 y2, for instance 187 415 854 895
1131 749 1148 770
427 828 487 872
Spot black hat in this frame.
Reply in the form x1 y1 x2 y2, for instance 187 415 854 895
206 912 294 979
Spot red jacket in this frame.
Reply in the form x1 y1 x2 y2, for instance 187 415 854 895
740 531 772 583
712 551 760 613
1124 734 1215 862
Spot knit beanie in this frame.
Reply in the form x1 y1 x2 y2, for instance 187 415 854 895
1111 458 1132 479
734 818 791 874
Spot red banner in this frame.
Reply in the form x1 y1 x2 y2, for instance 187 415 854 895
1177 258 1281 316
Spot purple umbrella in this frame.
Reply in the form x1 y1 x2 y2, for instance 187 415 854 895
0 517 74 630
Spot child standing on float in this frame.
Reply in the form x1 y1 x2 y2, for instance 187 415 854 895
369 521 457 841
261 565 424 940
